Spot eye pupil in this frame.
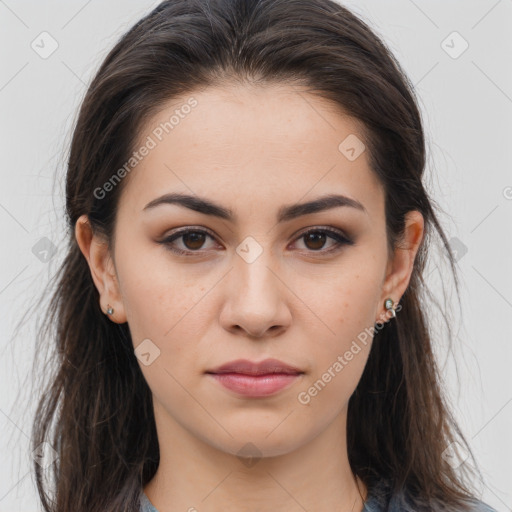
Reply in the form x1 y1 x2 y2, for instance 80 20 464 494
183 232 206 250
304 232 326 250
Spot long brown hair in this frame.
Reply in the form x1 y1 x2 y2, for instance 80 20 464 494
30 0 488 510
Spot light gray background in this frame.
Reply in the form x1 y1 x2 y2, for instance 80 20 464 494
1 1 511 511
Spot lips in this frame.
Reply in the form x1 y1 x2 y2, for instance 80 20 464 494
205 358 304 397
206 358 304 376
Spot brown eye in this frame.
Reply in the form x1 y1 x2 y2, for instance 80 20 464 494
303 231 327 251
159 228 218 255
160 226 353 257
292 228 354 255
181 231 207 250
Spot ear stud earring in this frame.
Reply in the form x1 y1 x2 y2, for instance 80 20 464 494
384 298 396 318
106 304 114 316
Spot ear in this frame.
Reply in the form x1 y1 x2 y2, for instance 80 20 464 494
377 210 424 323
75 214 127 324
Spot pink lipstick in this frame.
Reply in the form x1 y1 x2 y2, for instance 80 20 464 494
205 358 304 397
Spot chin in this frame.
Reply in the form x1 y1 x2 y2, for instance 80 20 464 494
200 424 311 461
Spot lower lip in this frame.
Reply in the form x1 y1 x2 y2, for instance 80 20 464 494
208 372 302 397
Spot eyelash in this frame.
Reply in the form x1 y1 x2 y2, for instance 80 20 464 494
158 226 354 256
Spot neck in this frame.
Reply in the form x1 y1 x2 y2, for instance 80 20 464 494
144 401 368 512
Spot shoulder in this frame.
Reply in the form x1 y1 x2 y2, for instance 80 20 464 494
362 479 498 512
466 499 498 512
138 485 497 512
139 490 159 512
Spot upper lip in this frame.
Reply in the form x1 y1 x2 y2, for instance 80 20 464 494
206 358 304 375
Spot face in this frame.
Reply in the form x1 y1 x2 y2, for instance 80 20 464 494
77 82 423 459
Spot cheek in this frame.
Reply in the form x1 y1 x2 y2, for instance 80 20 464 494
302 265 381 337
115 245 198 342
297 286 376 414
336 280 381 352
300 267 381 381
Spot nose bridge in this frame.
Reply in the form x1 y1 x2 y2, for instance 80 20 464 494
220 236 290 337
237 246 277 300
234 238 280 310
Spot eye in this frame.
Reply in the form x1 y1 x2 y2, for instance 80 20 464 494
159 226 353 256
290 227 354 254
159 227 219 255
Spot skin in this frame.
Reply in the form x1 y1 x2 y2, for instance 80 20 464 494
76 82 424 512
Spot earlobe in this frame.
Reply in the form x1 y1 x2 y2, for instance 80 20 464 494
74 214 127 323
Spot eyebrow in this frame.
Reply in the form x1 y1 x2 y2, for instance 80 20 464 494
142 192 367 222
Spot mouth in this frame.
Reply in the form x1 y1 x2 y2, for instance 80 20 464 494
206 372 304 397
205 358 305 397
206 357 304 375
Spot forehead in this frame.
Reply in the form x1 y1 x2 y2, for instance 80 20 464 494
119 83 384 220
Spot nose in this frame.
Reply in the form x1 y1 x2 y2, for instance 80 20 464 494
219 250 292 339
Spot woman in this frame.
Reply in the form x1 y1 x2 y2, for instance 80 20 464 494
31 0 498 511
